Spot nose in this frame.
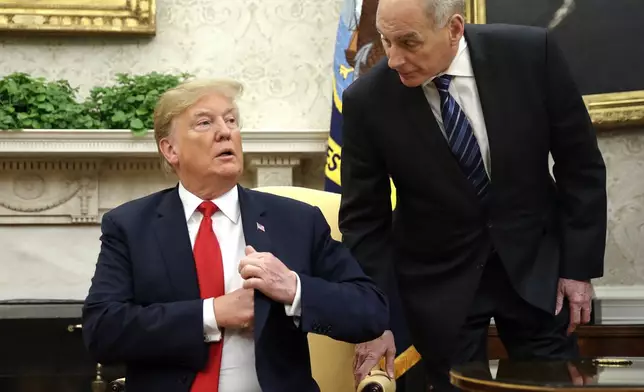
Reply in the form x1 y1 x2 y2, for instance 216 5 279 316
214 117 232 141
387 47 405 69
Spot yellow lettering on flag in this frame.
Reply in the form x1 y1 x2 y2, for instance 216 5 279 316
325 136 343 186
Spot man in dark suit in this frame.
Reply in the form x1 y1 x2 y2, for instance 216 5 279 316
82 78 388 392
339 0 607 390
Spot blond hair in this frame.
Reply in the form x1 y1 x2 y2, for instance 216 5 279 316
153 78 244 173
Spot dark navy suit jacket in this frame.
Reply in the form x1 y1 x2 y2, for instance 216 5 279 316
82 185 388 392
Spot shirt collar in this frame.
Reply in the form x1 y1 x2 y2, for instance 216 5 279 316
178 182 240 224
423 36 473 86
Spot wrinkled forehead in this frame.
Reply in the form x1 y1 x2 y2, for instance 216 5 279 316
376 2 432 36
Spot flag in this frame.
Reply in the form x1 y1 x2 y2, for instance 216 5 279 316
325 1 426 390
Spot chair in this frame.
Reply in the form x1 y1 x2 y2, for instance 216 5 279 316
254 186 395 392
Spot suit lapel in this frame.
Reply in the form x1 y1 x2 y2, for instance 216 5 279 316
391 70 477 195
464 24 504 178
153 187 200 300
237 186 273 341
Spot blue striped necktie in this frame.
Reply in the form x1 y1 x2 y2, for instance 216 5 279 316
433 74 490 197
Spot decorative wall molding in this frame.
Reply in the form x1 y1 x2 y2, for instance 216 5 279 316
0 129 329 156
0 129 329 225
250 156 303 187
594 286 644 325
0 159 100 224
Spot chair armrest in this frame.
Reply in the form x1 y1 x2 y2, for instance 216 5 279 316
357 369 396 392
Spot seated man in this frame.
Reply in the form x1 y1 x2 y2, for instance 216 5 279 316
81 78 389 392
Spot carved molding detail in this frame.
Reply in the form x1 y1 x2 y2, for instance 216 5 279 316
591 107 644 128
255 167 296 187
249 156 302 167
250 155 303 187
105 160 164 172
0 159 100 224
0 129 329 156
1 178 80 213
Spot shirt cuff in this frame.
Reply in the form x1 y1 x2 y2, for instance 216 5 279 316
284 271 302 326
203 298 222 342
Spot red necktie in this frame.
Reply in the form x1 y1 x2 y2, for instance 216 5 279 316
191 201 225 392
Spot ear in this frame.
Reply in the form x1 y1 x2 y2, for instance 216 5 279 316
159 137 179 167
447 14 465 45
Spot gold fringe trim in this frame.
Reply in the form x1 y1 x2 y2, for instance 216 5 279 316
378 345 422 379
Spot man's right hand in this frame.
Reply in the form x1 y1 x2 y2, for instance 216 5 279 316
353 330 396 386
213 288 254 330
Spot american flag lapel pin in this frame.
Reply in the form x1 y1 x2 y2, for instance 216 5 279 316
256 222 265 232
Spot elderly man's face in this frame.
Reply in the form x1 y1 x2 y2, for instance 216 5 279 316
376 0 463 87
165 92 243 183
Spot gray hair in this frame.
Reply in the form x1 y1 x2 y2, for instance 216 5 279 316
424 0 465 27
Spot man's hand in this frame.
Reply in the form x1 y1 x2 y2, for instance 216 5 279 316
555 278 594 335
239 245 297 304
566 362 597 386
353 330 396 386
213 288 254 330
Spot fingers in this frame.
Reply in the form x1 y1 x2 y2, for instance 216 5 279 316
385 345 396 379
555 290 564 316
354 354 380 386
238 256 264 271
567 362 584 386
243 277 263 290
353 345 366 373
238 250 275 272
581 303 592 325
567 302 581 335
239 264 264 280
244 245 272 259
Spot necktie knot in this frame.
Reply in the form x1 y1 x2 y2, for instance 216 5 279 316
197 201 218 218
433 74 453 92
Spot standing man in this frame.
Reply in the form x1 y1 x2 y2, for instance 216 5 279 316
339 0 607 390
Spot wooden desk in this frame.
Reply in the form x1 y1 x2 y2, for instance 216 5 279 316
451 357 644 392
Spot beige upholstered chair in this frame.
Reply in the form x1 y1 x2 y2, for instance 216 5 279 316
254 186 395 392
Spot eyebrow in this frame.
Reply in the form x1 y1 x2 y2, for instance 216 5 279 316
376 30 421 42
396 32 422 41
192 108 236 118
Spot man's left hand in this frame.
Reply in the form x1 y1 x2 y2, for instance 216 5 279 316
555 278 594 335
239 245 297 305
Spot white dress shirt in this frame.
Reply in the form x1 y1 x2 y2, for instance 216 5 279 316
178 183 302 392
422 36 492 178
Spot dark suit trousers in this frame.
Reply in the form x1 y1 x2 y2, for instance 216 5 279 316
428 253 579 392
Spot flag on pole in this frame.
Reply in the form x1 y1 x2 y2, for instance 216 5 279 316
325 1 426 390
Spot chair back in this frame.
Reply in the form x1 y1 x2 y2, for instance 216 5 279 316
253 186 356 392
